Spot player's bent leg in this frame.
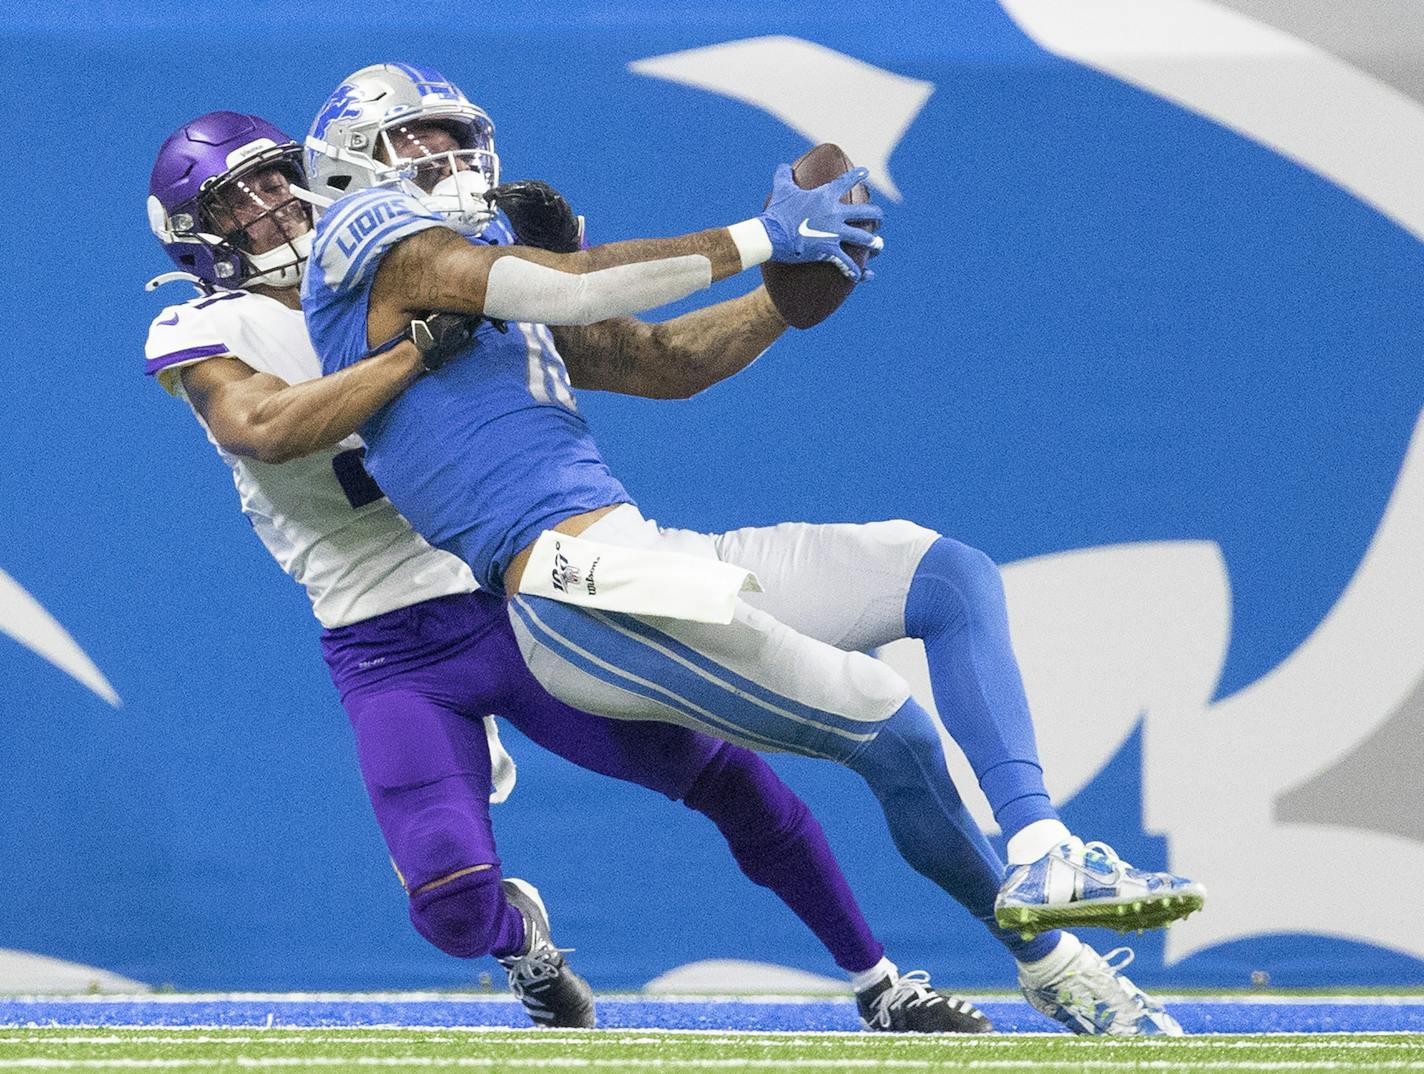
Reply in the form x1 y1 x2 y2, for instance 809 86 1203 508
701 520 1054 827
715 522 1206 936
341 682 595 1026
905 539 1206 935
710 523 1052 844
511 582 1060 972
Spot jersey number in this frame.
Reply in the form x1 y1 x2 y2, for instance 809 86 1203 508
519 323 577 411
332 448 385 509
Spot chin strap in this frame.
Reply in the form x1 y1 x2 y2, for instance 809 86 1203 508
144 271 210 294
289 185 336 211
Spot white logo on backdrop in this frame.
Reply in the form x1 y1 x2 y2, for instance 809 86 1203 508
629 37 934 202
1 569 119 707
631 21 1424 966
882 407 1424 966
999 0 1424 243
987 0 1424 965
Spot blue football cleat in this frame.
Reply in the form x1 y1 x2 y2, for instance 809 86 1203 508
1019 943 1183 1036
995 838 1205 937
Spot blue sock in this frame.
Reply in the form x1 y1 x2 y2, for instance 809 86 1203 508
845 698 1061 963
904 538 1059 839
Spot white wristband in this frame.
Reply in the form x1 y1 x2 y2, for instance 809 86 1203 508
727 218 774 270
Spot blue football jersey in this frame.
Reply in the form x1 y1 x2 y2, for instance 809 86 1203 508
302 187 632 593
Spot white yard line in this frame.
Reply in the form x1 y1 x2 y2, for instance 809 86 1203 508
6 993 1423 1006
5 1028 1423 1042
0 1058 1421 1070
0 1034 1420 1050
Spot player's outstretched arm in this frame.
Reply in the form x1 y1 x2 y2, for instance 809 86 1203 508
365 166 881 348
180 344 426 465
552 286 787 399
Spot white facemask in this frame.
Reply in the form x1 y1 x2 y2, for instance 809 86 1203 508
420 169 494 228
245 229 314 289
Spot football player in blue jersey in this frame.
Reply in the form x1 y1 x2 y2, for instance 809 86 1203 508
146 109 1008 1034
301 62 1203 1035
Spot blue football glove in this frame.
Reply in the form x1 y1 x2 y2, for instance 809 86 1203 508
758 164 885 280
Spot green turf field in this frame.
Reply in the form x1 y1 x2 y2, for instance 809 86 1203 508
3 1028 1422 1072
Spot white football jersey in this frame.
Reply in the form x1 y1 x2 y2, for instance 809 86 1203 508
144 288 478 628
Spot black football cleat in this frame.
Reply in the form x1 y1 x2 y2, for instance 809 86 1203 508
857 970 993 1033
497 878 596 1028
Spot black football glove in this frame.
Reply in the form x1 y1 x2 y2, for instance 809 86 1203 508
485 179 585 253
408 311 490 372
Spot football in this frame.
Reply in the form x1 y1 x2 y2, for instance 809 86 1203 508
760 143 877 329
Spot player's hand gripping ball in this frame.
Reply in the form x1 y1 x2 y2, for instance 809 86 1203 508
761 144 879 329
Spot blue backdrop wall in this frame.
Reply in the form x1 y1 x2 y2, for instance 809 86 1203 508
3 0 1423 991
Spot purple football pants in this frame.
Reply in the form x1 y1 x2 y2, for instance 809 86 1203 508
321 589 884 973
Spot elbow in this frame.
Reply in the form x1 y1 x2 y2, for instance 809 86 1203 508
654 380 700 401
644 325 703 399
252 441 303 465
224 420 306 465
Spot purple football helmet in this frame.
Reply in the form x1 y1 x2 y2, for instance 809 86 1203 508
148 111 313 290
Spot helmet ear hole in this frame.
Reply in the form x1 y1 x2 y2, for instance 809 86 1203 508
326 175 352 192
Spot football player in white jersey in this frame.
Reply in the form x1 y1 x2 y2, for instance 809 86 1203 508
144 110 999 1033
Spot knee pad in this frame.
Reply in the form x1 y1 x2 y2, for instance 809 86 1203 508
408 865 507 959
869 519 941 556
905 537 1005 638
847 646 915 716
392 799 498 892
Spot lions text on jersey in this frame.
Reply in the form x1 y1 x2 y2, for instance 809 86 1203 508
143 288 476 628
301 188 630 594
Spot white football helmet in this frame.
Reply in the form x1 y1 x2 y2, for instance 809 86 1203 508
306 62 500 228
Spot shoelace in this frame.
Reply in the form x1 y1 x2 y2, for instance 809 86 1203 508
1075 840 1129 883
868 970 941 1028
1081 841 1124 867
503 945 573 1000
1054 946 1151 1025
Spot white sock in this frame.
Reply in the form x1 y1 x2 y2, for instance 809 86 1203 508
1005 818 1072 865
1017 931 1082 985
850 957 898 993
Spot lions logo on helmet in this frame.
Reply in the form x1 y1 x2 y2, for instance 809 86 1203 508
306 62 500 230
